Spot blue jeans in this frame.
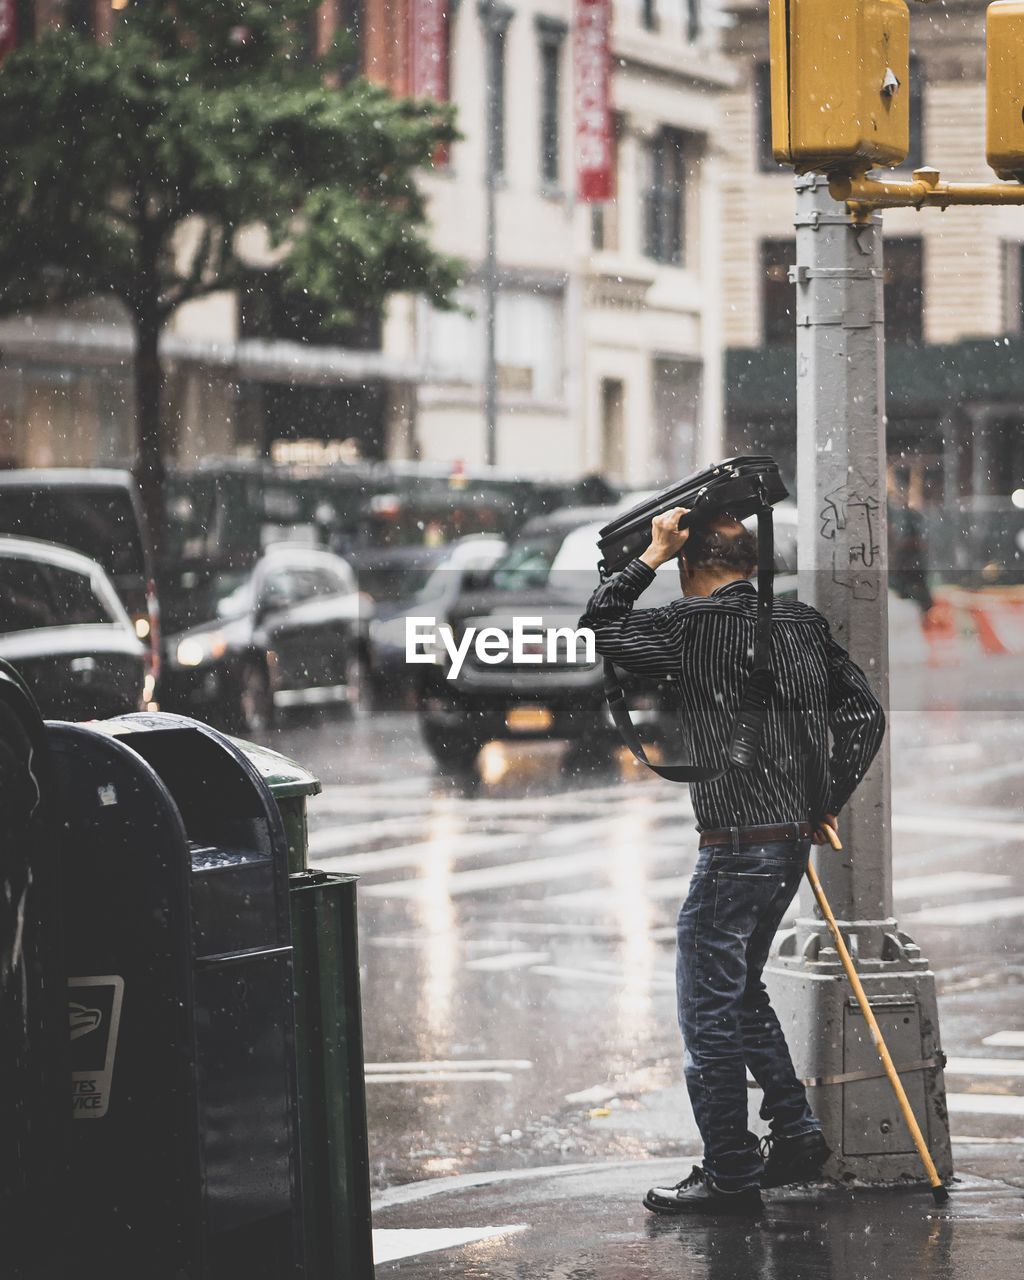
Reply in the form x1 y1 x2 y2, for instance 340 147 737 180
676 834 821 1190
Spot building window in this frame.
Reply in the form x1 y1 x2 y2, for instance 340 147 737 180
898 55 925 171
424 284 565 402
654 358 702 476
496 288 565 401
686 0 702 43
1003 242 1023 334
536 19 566 190
761 238 795 344
483 8 512 179
754 62 779 173
641 0 658 32
601 378 625 480
884 238 924 344
642 129 687 266
591 202 620 252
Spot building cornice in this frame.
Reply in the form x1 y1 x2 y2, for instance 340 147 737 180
611 30 737 92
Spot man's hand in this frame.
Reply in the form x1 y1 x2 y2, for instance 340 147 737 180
640 507 691 570
812 814 840 847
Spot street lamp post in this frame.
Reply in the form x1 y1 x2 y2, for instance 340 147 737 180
478 2 509 468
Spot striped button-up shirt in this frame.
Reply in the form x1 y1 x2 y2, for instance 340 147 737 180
580 560 886 831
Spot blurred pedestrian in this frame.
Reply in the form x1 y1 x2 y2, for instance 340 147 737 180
580 509 885 1215
888 469 933 614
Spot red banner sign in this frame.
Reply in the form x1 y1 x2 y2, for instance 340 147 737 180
410 0 450 102
0 0 17 61
574 0 614 202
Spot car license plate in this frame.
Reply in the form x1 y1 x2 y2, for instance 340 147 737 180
506 705 554 732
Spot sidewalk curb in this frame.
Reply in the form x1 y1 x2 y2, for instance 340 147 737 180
372 1156 700 1211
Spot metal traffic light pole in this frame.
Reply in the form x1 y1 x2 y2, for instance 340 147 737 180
763 173 954 1184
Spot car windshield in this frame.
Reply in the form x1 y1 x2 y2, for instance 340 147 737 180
159 568 253 631
0 486 147 582
0 557 113 632
489 522 685 605
488 533 564 591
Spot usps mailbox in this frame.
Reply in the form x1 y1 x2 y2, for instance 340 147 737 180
48 713 303 1278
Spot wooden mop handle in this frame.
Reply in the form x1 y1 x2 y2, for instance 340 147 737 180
808 825 946 1199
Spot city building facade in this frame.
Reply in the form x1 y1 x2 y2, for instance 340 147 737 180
719 0 1024 506
0 0 731 486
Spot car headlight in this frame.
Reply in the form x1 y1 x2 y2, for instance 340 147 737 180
176 633 227 668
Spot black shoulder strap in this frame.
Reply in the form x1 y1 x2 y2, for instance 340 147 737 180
602 504 776 784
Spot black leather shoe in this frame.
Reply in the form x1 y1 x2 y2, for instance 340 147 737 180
760 1130 831 1188
643 1165 764 1216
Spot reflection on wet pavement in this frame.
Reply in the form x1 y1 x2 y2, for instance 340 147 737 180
260 650 1024 1195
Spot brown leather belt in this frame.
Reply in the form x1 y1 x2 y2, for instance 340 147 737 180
699 822 814 849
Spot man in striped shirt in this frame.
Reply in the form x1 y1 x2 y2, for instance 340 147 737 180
580 508 886 1216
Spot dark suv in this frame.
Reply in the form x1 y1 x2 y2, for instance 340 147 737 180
415 509 685 772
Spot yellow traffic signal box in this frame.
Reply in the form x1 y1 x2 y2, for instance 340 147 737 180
987 2 1024 180
769 0 910 174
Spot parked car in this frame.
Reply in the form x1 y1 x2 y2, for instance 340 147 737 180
0 469 159 699
414 508 682 771
160 544 373 733
364 536 508 701
0 536 146 720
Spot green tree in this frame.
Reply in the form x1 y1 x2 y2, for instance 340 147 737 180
0 2 458 554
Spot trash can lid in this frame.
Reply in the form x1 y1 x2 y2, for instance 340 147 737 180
228 736 322 800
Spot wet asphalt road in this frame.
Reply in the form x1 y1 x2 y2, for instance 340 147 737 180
250 646 1024 1208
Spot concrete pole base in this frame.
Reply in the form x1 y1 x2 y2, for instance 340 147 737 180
765 920 953 1184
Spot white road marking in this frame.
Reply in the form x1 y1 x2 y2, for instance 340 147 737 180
891 872 1013 899
362 847 674 899
317 813 645 878
950 1135 1024 1145
365 1060 533 1073
540 869 1012 913
366 1071 516 1083
903 896 1024 926
893 813 1024 841
946 1093 1024 1116
530 964 675 990
983 1031 1024 1048
372 1226 528 1264
314 831 525 871
944 1057 1024 1077
546 874 692 909
465 951 552 971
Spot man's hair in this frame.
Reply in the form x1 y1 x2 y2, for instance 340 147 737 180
682 519 758 578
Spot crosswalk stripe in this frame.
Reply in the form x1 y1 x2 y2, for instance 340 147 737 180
372 1227 528 1264
893 813 1024 841
365 1060 533 1072
904 896 1024 926
317 813 637 878
890 871 1013 898
946 1093 1024 1116
362 848 651 899
530 964 676 990
466 951 552 971
983 1031 1024 1048
366 1071 515 1083
944 1057 1024 1077
315 831 525 872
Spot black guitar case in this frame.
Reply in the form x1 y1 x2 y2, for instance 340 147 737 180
595 456 789 784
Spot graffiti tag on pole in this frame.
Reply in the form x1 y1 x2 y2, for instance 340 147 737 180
819 478 881 601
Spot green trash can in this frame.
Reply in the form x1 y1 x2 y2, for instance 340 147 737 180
232 737 322 873
232 738 374 1280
